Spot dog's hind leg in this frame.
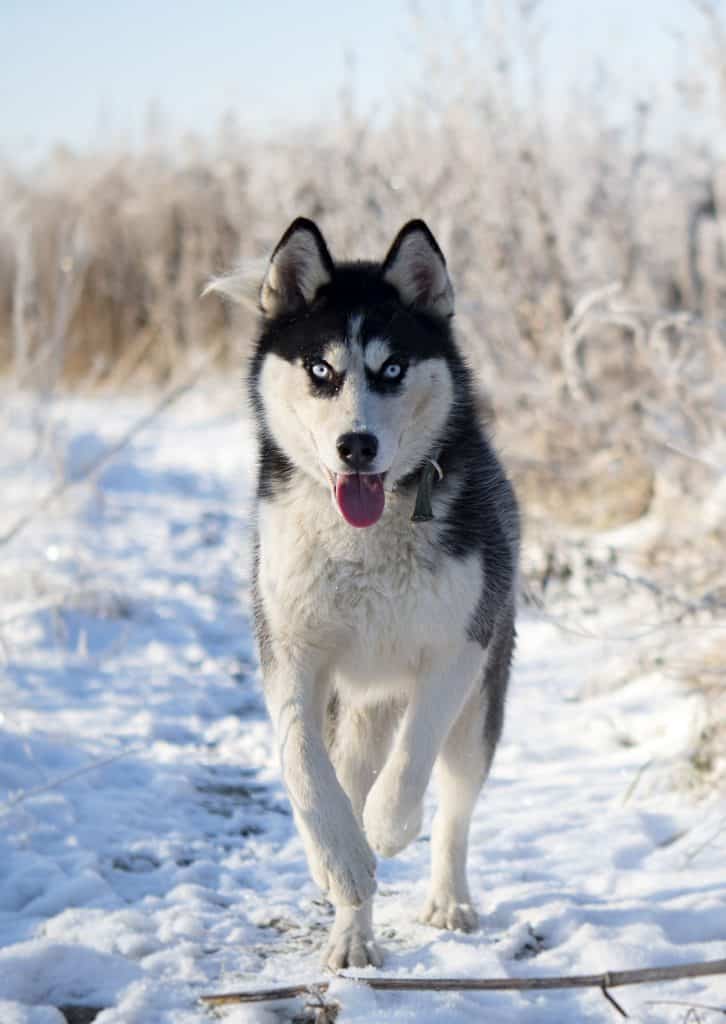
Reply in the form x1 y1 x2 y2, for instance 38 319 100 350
421 614 514 932
323 700 399 969
362 642 485 859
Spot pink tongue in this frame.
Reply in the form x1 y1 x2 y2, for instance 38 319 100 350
335 473 385 528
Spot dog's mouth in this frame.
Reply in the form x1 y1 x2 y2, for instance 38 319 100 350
326 471 386 528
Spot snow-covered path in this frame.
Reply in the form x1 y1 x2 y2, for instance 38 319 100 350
1 388 725 1024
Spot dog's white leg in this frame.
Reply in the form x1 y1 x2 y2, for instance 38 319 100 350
320 699 399 967
363 643 485 858
330 699 400 821
419 687 492 932
422 610 514 931
266 663 376 909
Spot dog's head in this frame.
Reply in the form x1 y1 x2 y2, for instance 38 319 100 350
248 219 460 527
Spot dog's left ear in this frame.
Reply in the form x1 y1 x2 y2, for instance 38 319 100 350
382 220 454 318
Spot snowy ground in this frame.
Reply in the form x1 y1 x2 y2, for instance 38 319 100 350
1 384 725 1024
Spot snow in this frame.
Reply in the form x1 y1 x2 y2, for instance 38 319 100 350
1 384 725 1024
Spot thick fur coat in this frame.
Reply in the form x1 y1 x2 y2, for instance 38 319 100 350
209 218 519 968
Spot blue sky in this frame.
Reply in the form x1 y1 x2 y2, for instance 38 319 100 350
0 1 713 159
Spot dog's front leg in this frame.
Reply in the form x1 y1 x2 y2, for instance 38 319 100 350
267 665 377 910
363 642 485 858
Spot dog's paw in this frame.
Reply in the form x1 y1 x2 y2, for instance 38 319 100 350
419 894 479 932
363 776 423 858
323 922 383 971
364 804 423 858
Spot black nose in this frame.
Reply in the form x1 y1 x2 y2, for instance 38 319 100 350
336 431 379 470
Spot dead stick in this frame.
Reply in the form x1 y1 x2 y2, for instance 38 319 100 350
644 1000 726 1014
601 984 629 1018
0 746 143 816
200 957 726 1006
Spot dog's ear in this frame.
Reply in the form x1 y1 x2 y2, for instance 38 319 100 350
260 218 334 317
382 220 454 318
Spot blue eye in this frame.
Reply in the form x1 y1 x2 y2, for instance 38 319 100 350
382 362 402 380
311 361 333 381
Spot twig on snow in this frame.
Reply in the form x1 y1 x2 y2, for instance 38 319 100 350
199 957 726 1009
684 816 726 864
601 983 629 1018
0 745 144 816
644 1000 726 1016
621 758 654 806
0 342 225 549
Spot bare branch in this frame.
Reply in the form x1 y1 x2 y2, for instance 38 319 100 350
0 746 143 817
200 957 726 1007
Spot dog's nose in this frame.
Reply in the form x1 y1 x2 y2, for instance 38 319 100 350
336 431 379 470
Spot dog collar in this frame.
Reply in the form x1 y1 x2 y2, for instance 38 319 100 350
411 454 444 522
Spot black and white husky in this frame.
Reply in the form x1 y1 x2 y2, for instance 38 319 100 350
210 218 519 969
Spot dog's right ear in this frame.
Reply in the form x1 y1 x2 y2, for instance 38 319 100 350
260 218 334 317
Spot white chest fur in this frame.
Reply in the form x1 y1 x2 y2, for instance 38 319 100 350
257 474 482 688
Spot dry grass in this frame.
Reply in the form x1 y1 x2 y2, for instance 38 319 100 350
0 3 723 781
2 9 725 391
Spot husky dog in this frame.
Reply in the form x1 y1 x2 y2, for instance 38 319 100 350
211 218 519 969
